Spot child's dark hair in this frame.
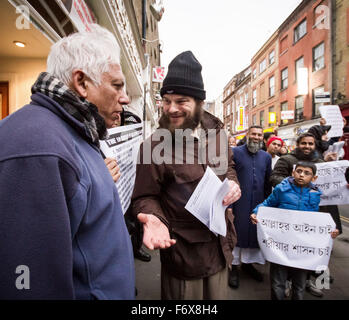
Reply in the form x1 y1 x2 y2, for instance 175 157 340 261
295 161 317 175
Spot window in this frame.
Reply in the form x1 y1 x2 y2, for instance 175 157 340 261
295 96 304 121
245 92 248 105
295 56 304 81
280 35 288 54
260 110 265 127
252 114 257 125
269 76 275 97
252 89 257 107
294 19 307 43
240 95 243 106
259 59 267 73
281 68 288 90
313 42 325 71
281 101 288 125
313 86 325 117
260 81 266 103
253 68 257 79
269 50 275 65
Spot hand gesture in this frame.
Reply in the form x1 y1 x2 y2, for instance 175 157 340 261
104 158 121 182
331 229 340 239
223 180 241 206
137 213 176 250
250 214 258 225
324 152 338 162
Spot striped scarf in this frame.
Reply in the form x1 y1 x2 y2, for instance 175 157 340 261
31 72 107 147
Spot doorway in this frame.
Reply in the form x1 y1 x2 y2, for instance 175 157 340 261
0 82 9 120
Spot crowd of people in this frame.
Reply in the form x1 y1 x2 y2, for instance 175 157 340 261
0 25 348 301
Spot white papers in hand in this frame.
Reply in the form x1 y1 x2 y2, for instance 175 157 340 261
185 166 228 236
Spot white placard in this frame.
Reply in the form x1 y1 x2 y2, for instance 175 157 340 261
100 124 143 214
257 207 335 271
315 160 349 205
319 105 344 138
185 167 228 236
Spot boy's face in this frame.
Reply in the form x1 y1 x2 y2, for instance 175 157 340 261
292 166 317 186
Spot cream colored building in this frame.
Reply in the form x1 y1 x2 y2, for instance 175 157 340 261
0 0 161 137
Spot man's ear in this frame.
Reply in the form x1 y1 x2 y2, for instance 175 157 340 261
312 175 318 182
292 170 296 178
71 70 89 98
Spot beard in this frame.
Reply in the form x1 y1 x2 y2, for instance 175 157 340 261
158 103 203 134
294 147 317 160
247 138 264 154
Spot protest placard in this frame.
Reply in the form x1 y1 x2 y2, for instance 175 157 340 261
319 105 344 138
315 160 349 206
100 123 143 214
257 207 335 271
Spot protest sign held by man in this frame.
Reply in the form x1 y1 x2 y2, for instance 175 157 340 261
132 51 241 300
0 25 135 299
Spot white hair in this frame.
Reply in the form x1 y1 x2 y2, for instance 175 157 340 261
47 24 121 86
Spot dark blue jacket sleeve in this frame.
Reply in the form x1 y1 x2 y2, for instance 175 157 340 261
252 186 281 215
0 156 78 299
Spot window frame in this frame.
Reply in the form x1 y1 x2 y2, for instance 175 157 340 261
281 68 288 90
294 18 307 43
313 42 325 72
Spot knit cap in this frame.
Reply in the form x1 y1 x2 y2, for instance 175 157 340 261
160 51 206 100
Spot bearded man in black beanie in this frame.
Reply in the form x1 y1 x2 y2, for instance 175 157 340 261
131 51 241 300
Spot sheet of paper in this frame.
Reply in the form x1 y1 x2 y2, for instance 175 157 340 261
209 178 230 237
185 166 222 227
319 105 344 138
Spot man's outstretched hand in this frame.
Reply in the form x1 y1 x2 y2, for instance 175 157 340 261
137 213 176 250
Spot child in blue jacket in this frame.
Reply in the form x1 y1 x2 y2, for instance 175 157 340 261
250 161 339 300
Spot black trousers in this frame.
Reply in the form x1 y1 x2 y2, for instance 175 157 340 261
270 263 308 300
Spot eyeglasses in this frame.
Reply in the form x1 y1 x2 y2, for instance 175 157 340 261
295 169 313 176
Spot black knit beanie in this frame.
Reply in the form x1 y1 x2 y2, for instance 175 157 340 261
160 51 206 100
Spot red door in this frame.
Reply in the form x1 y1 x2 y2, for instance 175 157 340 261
0 82 9 120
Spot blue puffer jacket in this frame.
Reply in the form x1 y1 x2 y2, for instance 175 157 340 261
253 177 322 214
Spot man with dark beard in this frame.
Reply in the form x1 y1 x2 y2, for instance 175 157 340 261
270 133 327 187
131 51 241 300
228 126 272 289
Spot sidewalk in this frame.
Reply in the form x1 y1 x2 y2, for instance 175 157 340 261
135 225 349 300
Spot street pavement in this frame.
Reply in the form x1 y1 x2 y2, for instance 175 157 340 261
135 205 349 300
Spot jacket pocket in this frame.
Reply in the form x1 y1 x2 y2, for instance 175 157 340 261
170 219 215 243
172 165 204 185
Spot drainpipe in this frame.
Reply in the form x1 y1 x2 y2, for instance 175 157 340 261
142 0 146 47
330 0 336 105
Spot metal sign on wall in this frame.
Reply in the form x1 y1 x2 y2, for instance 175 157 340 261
152 67 165 83
281 110 294 120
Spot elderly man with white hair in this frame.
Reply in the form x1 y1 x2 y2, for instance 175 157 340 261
0 25 135 299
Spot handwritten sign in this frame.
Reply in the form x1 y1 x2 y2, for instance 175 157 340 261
257 207 335 271
100 124 143 214
319 105 344 138
315 160 349 205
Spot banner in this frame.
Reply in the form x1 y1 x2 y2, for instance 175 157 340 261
315 160 349 205
100 124 143 214
257 207 335 271
62 0 96 32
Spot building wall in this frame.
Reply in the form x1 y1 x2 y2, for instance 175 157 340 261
250 32 279 130
0 57 46 113
334 0 349 105
278 0 331 123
